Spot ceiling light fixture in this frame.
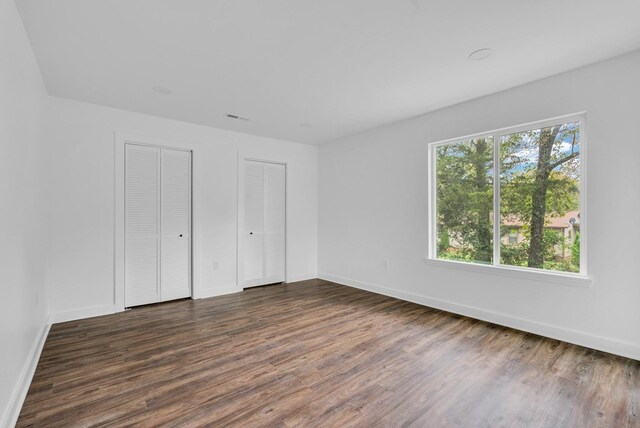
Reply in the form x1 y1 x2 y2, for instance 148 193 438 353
152 86 172 95
468 48 493 61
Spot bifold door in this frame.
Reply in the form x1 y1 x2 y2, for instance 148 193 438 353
241 160 286 288
125 144 192 307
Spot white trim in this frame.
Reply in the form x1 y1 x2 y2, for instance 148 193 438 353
195 285 242 300
578 116 588 275
48 304 117 324
318 272 640 361
428 112 587 148
427 112 588 278
493 135 500 264
423 257 591 287
1 322 50 428
237 152 288 288
286 273 319 283
115 132 200 312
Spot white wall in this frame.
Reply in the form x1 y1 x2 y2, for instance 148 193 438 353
2 1 318 416
45 97 318 320
0 0 50 425
319 50 640 359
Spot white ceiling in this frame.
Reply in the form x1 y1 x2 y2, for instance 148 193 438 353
17 0 640 145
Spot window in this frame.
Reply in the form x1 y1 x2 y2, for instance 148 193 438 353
430 115 585 276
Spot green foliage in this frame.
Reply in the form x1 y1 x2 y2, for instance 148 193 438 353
500 229 567 268
544 259 579 273
572 232 580 268
435 138 493 263
500 241 529 266
437 247 491 265
542 229 565 260
437 227 450 254
500 170 579 225
500 123 580 269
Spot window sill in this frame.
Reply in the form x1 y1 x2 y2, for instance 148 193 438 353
423 257 593 288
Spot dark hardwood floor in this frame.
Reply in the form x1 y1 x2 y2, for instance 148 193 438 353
17 279 640 427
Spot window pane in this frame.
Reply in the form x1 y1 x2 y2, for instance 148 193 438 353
500 122 580 273
435 137 494 264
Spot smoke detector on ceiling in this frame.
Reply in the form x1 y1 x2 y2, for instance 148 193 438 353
468 48 493 61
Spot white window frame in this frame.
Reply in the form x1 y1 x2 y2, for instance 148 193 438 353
426 113 591 287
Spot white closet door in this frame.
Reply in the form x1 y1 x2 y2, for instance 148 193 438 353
125 145 160 307
243 161 265 285
264 163 285 283
242 160 285 288
160 149 192 301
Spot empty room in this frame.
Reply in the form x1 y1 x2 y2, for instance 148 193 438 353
2 0 640 426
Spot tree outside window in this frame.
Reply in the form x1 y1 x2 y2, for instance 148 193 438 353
433 118 583 274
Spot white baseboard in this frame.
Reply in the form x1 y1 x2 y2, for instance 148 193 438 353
287 272 318 283
318 272 640 361
195 285 241 299
195 275 318 299
48 304 116 324
1 321 50 428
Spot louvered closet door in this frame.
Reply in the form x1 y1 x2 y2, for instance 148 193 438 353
125 145 160 307
242 160 285 287
160 149 192 301
243 161 265 285
264 163 285 283
125 144 192 307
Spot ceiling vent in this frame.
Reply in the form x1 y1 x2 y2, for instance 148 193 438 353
226 114 250 121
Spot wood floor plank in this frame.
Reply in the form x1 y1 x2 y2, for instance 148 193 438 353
17 279 640 427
